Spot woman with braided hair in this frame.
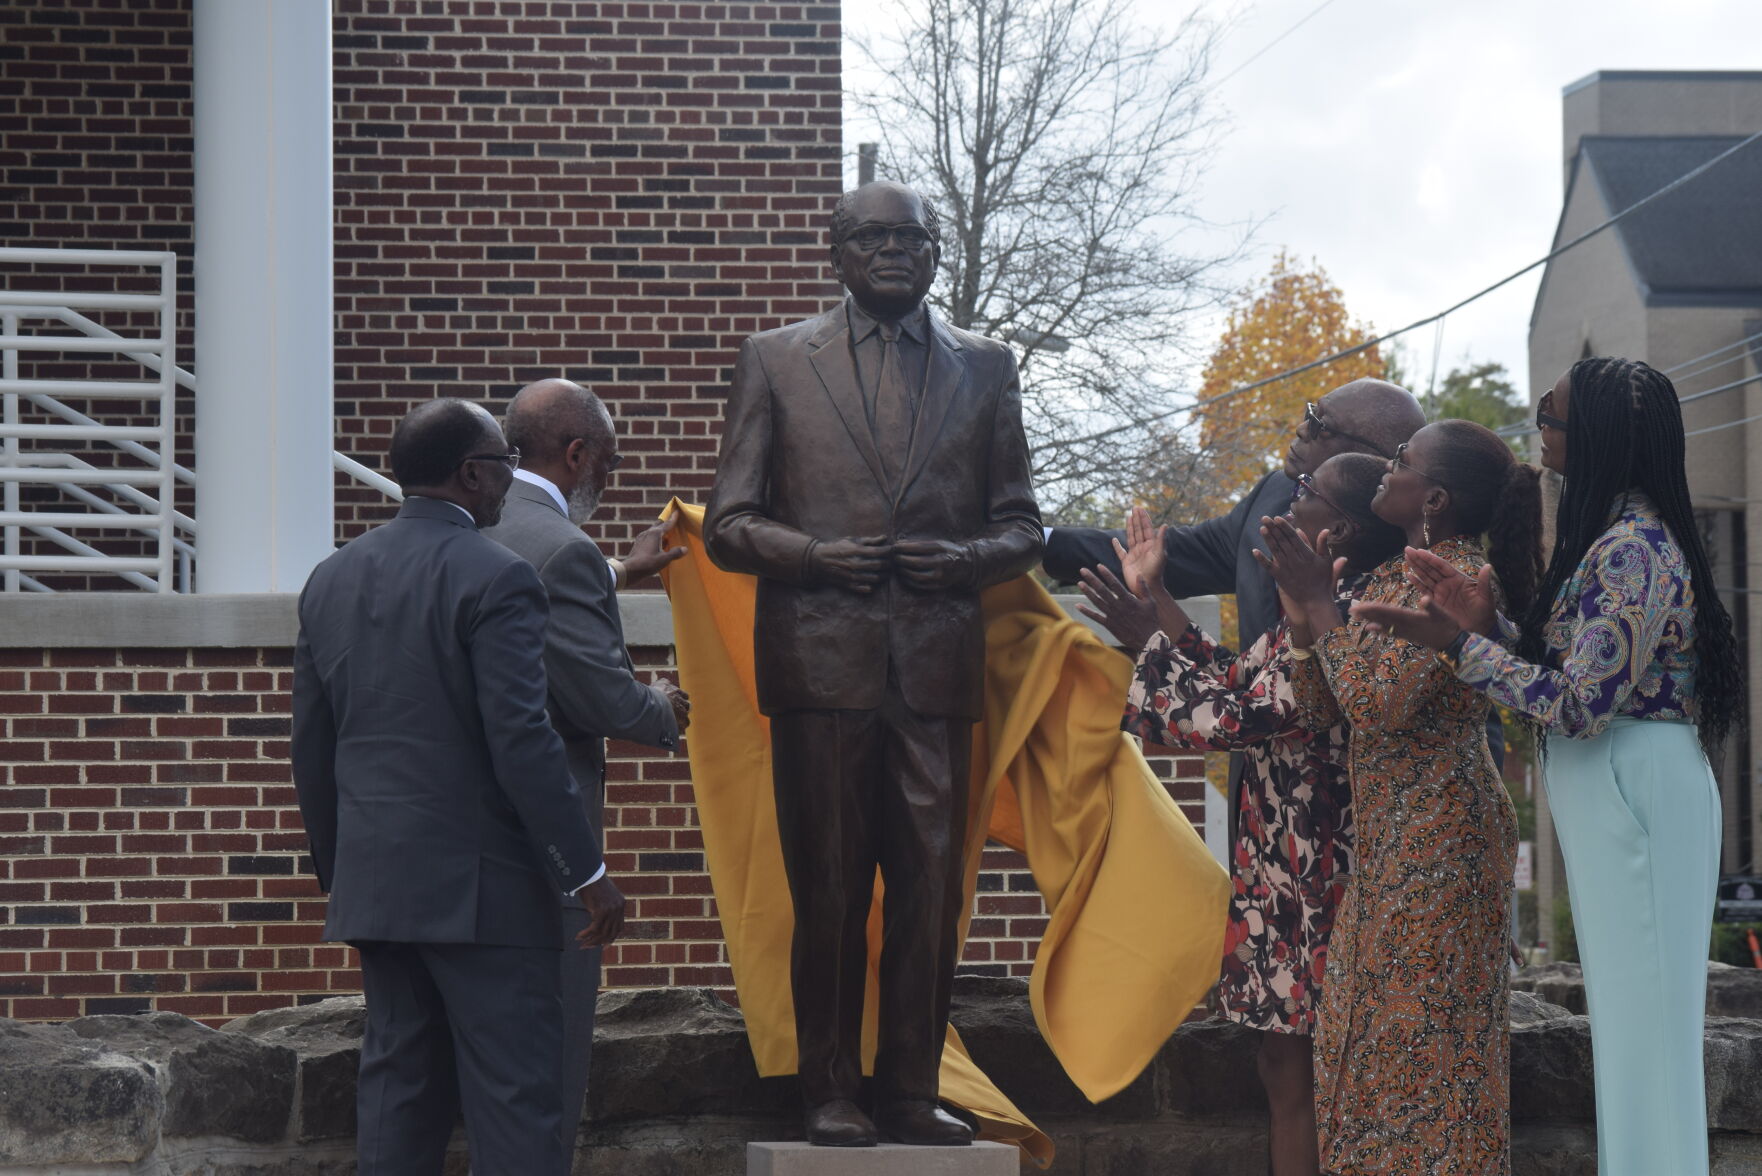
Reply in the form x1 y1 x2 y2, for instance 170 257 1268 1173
1260 418 1544 1175
1357 357 1742 1176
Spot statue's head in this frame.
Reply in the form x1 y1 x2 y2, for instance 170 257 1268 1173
828 181 942 319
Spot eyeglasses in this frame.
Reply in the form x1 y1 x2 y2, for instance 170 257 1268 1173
1535 402 1568 432
1303 402 1391 458
1390 441 1446 486
1294 472 1369 523
459 448 520 472
605 451 624 472
847 222 933 252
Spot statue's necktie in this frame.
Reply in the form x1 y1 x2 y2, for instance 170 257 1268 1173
874 320 913 486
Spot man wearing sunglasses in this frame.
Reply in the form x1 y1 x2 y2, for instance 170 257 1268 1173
1043 378 1427 842
483 378 693 1170
293 399 615 1174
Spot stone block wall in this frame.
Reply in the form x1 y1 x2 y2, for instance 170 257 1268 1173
0 610 1209 1023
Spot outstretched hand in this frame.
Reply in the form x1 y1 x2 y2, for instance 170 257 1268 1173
1404 547 1499 637
620 515 688 586
1077 564 1158 652
1351 597 1461 651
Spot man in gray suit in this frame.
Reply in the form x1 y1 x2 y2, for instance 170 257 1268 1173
292 399 626 1176
482 378 691 1165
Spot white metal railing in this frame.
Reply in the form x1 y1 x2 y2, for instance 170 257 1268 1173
0 248 180 591
0 247 402 592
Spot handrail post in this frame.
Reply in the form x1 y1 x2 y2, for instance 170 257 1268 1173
2 310 16 592
157 255 177 592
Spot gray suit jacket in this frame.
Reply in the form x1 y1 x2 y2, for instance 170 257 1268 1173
481 480 679 865
292 496 601 950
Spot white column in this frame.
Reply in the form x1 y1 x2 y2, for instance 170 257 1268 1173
193 0 333 593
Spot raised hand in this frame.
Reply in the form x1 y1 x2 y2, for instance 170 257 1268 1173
1077 564 1159 652
1118 506 1167 598
1404 547 1499 636
809 536 894 594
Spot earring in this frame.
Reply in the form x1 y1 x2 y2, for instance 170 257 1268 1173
1422 512 1433 548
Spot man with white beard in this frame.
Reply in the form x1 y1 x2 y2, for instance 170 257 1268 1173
483 378 691 1172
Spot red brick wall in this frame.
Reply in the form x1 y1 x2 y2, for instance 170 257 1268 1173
0 640 1209 1021
2 0 842 577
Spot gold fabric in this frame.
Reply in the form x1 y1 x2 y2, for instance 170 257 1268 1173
658 501 1230 1165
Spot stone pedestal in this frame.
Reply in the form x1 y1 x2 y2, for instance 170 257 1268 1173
747 1141 1018 1175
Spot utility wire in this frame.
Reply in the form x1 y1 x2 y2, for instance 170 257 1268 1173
1211 0 1344 89
1064 128 1762 452
1662 328 1762 378
1496 370 1762 438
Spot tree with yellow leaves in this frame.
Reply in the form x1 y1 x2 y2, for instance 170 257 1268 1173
1191 252 1384 515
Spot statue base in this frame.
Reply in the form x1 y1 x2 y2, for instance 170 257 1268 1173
747 1140 1018 1174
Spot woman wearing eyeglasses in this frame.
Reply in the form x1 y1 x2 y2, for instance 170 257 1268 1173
1258 419 1544 1175
1353 358 1742 1176
1079 453 1405 1176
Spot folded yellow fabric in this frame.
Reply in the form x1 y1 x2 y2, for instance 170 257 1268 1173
660 501 1229 1166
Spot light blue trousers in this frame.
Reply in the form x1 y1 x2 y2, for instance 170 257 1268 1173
1546 718 1720 1176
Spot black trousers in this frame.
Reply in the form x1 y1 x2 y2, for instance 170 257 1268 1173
355 940 565 1176
769 685 971 1108
557 906 602 1170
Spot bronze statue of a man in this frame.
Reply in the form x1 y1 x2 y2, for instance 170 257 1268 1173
705 182 1042 1147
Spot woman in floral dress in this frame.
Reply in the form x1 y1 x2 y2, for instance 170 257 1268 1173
1080 453 1404 1176
1261 420 1543 1175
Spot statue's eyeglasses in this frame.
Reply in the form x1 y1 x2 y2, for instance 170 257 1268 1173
848 223 933 252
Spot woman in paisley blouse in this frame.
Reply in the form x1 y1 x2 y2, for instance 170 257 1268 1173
1080 453 1405 1176
1356 358 1745 1176
1259 419 1544 1175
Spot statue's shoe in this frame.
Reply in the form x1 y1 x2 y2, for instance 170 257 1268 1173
805 1099 879 1147
875 1100 974 1146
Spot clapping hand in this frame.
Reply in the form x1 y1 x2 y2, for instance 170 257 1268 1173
1252 515 1342 609
1404 546 1499 636
1077 565 1158 651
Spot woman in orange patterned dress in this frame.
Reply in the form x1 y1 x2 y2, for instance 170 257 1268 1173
1259 420 1544 1175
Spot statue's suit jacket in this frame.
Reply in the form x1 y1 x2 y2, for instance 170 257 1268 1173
291 496 600 950
704 302 1043 718
482 480 678 867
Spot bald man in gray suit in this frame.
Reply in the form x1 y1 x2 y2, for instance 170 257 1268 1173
482 379 691 1169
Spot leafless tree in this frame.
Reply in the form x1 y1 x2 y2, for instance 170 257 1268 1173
851 0 1245 520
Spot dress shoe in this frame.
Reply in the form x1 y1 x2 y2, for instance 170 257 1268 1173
875 1099 974 1146
805 1099 878 1147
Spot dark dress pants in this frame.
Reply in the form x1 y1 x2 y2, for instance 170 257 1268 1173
355 940 566 1176
557 904 602 1170
770 684 972 1108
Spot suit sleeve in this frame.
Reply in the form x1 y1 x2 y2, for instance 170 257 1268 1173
1042 474 1269 599
704 336 821 584
290 610 338 893
469 558 603 890
968 347 1044 588
538 539 679 749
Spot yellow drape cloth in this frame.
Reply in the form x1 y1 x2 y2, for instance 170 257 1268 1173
659 501 1230 1165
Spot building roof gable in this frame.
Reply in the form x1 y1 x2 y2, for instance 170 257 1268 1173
1580 135 1762 306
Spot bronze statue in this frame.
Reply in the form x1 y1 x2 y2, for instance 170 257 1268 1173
704 182 1042 1147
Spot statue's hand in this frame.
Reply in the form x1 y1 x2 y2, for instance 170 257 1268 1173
893 539 972 592
809 536 894 594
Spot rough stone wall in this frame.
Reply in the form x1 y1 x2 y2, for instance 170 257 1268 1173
0 640 1209 1021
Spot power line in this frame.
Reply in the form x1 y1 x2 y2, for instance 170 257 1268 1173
1662 328 1762 378
1211 0 1344 90
1685 407 1762 438
1064 127 1762 452
1496 370 1762 438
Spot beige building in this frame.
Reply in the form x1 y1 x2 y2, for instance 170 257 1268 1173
1529 70 1762 946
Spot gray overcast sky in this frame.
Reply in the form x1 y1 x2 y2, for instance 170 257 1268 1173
844 0 1762 402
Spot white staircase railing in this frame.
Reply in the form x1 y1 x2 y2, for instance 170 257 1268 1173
0 247 402 592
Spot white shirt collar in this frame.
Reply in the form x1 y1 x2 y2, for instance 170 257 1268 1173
512 468 570 517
